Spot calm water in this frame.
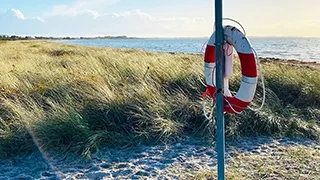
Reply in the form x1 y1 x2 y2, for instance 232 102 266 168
58 37 320 62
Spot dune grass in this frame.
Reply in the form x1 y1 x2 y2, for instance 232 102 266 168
0 40 319 158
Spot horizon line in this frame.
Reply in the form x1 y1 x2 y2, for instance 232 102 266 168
2 34 320 39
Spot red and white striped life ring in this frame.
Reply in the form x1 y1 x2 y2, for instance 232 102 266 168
203 25 258 114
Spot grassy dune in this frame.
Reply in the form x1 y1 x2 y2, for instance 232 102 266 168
0 40 319 158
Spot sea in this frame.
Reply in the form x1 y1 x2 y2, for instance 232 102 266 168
58 37 320 62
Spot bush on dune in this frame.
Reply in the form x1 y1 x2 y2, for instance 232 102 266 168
0 41 319 158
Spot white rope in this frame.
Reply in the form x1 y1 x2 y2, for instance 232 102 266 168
202 99 215 120
248 48 266 112
213 18 247 36
222 18 247 36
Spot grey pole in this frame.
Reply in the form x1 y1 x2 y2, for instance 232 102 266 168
214 0 225 179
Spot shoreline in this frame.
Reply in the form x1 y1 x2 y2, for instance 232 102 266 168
52 40 320 64
259 57 320 69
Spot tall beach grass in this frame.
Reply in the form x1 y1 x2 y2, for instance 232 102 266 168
0 41 319 158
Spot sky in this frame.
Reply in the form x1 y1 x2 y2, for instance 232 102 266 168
0 0 319 37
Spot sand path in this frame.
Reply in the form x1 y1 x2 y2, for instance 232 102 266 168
0 136 319 180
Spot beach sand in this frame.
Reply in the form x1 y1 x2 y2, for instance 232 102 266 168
0 137 318 179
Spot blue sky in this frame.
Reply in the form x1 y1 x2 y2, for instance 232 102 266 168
0 0 319 37
0 0 210 17
0 1 57 16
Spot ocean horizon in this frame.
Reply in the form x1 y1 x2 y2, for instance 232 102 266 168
57 37 320 62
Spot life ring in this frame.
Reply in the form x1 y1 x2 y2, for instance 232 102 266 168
203 25 258 114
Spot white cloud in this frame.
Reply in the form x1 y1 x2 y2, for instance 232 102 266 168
45 0 120 16
11 9 25 20
0 9 44 35
0 7 211 37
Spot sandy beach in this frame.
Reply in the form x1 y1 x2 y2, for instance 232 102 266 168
0 136 319 179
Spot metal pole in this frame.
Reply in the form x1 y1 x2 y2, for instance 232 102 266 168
214 0 225 179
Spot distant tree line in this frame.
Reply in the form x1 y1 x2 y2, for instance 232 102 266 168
0 35 33 40
0 35 135 41
0 35 77 41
